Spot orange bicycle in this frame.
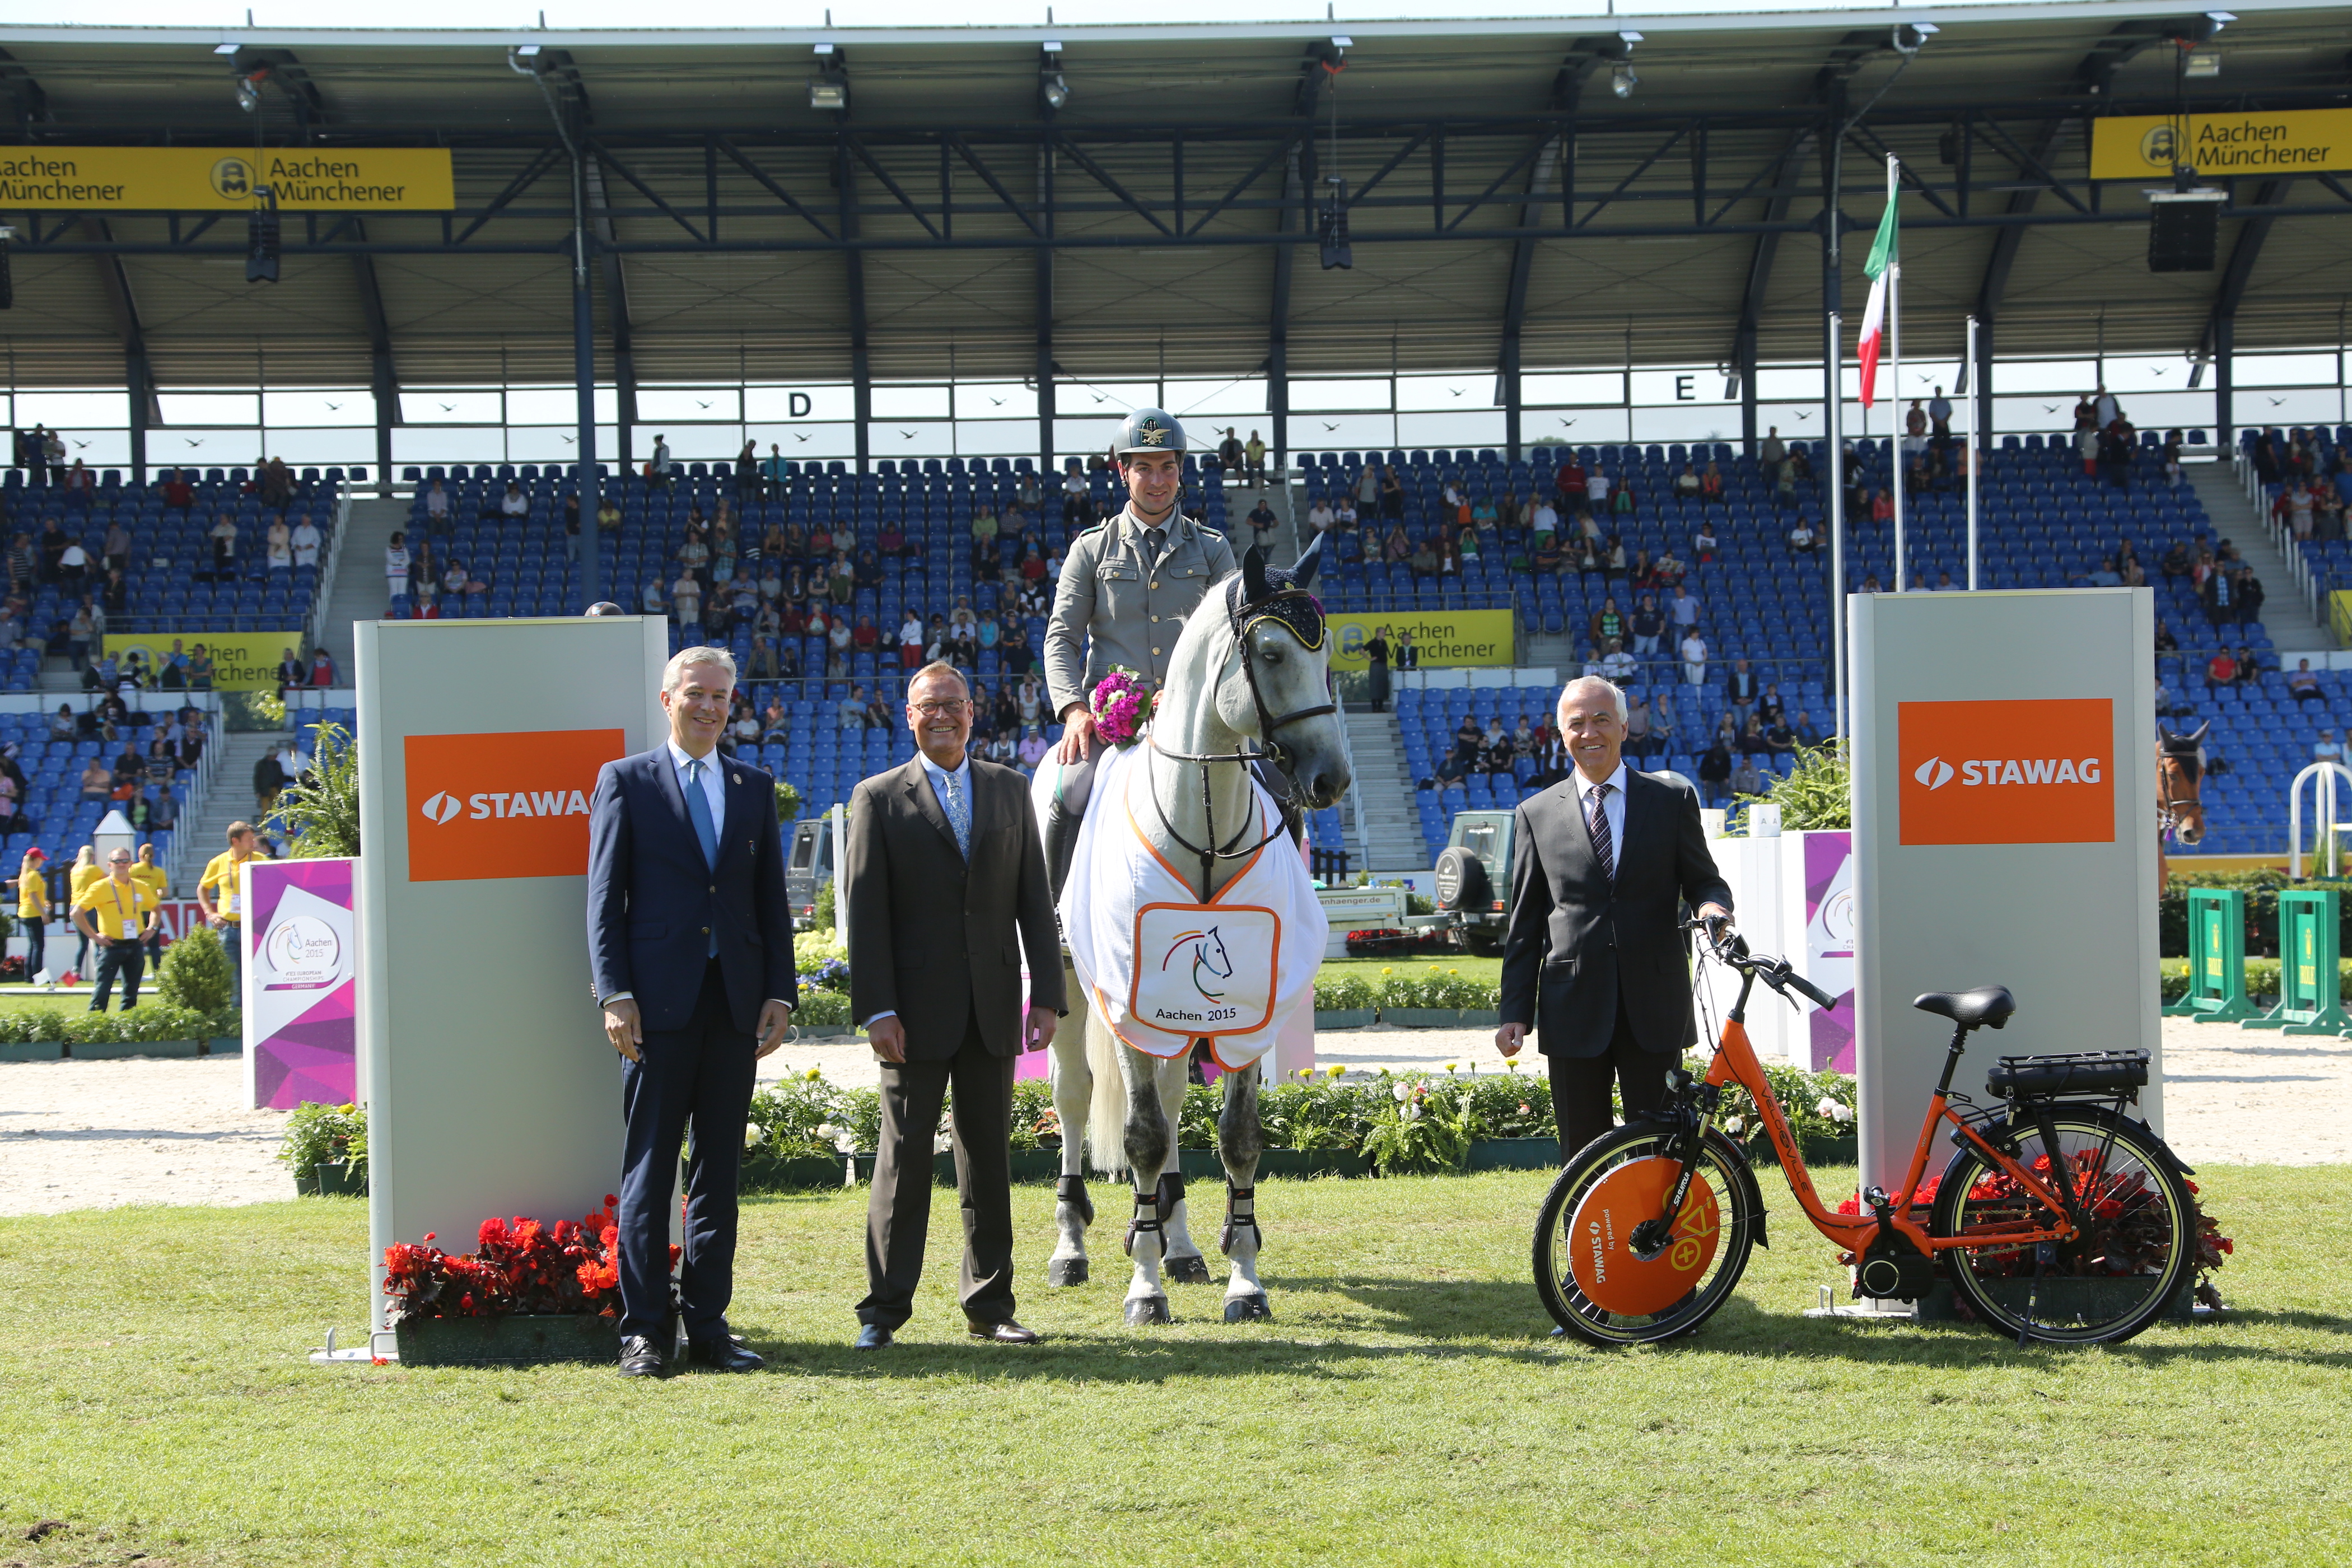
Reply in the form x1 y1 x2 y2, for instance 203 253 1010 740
1533 930 2196 1347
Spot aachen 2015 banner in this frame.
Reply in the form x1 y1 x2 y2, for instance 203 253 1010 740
0 147 454 209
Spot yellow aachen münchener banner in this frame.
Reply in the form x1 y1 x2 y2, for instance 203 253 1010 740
1327 609 1515 673
2091 110 2352 180
0 147 454 210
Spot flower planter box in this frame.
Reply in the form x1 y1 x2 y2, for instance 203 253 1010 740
203 1037 242 1056
0 1040 63 1063
294 1163 367 1198
1254 1149 1370 1179
791 1024 864 1042
851 1152 980 1187
1380 1008 1502 1029
744 1155 851 1192
1744 1132 1856 1169
1313 1009 1377 1030
1009 1150 1065 1184
393 1313 622 1367
1465 1137 1557 1173
62 1036 207 1060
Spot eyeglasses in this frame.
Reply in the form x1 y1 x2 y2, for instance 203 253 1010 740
910 699 970 717
108 856 132 864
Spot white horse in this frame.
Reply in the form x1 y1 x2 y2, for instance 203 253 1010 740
1039 545 1351 1324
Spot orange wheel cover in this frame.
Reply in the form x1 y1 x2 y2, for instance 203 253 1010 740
1567 1156 1722 1316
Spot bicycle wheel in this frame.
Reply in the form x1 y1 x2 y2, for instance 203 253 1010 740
1929 1108 2193 1346
1533 1124 1758 1347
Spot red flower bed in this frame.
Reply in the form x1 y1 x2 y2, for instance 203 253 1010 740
382 1197 678 1320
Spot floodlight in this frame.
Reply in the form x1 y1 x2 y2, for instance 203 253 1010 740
1042 72 1069 110
515 43 542 57
1611 61 1637 98
1617 30 1642 44
2184 51 2220 77
1331 34 1352 48
212 43 239 55
1892 22 1936 53
810 47 849 113
236 74 261 112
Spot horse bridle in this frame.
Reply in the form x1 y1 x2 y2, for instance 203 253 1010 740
1145 581 1336 899
2157 752 2203 840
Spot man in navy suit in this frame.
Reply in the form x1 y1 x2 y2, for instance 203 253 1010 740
588 647 796 1378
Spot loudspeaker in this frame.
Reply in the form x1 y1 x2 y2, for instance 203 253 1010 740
2148 196 2220 273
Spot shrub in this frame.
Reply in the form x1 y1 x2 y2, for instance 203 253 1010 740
811 876 837 931
16 1006 71 1043
1010 1078 1058 1152
793 990 851 1028
1734 739 1850 831
157 924 237 1014
279 1100 368 1179
1376 967 1501 1011
1360 1073 1476 1173
774 780 802 823
1312 972 1377 1011
277 722 361 858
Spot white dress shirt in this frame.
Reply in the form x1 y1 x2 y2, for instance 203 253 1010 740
1571 760 1628 881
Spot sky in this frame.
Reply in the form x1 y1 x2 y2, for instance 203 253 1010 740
0 0 1996 30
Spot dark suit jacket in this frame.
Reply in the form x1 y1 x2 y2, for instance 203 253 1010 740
844 753 1065 1060
1498 767 1732 1060
586 744 796 1036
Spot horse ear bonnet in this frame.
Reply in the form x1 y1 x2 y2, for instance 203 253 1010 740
1226 544 1327 652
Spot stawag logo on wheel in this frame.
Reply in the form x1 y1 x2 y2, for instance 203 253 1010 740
403 729 627 883
1897 698 2115 846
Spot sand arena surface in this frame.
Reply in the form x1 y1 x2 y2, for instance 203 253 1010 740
1 1018 2340 1217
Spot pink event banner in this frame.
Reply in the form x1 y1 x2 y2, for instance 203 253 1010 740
244 857 358 1110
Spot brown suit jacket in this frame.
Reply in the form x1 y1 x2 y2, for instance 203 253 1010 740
844 753 1066 1059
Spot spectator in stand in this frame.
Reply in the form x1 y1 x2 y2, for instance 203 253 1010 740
1725 659 1758 724
1729 753 1765 801
1758 427 1786 489
1244 430 1267 489
1217 428 1244 480
2075 422 2100 479
1696 739 1733 805
1788 517 1818 554
290 513 322 570
2205 647 2238 692
161 468 195 510
384 531 410 605
209 512 238 577
2288 659 2325 703
1680 629 1710 687
1868 487 1894 525
671 568 703 629
1379 465 1406 520
1590 596 1627 648
1692 519 1719 563
1928 386 1953 441
1630 594 1665 657
1247 494 1278 553
2316 730 2344 763
1699 461 1725 503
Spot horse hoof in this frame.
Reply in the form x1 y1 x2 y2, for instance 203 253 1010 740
1045 1257 1089 1288
1224 1294 1273 1323
1124 1296 1173 1326
1165 1254 1214 1286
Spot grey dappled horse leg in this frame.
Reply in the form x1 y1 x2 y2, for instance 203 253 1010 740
1118 1035 1174 1324
1161 1047 1211 1284
1217 1062 1271 1320
1046 1027 1094 1286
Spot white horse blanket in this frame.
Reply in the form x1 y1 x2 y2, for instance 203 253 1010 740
1035 739 1326 1071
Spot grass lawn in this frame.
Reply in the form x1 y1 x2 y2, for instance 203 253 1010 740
3 1165 2347 1566
1318 953 1502 986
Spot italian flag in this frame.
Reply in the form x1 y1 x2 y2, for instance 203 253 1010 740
1855 192 1898 408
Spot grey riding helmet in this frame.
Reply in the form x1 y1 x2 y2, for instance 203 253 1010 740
1112 407 1187 458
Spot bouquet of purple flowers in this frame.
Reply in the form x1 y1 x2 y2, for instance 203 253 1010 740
1090 667 1153 746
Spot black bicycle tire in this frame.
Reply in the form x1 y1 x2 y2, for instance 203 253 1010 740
1532 1126 1757 1347
1929 1109 2193 1346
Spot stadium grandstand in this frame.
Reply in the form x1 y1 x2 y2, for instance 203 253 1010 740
0 2 2349 919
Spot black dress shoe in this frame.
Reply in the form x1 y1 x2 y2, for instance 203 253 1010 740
685 1333 763 1373
853 1324 893 1350
618 1335 666 1376
968 1317 1041 1344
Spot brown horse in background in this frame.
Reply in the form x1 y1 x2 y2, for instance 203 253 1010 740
2158 721 2209 888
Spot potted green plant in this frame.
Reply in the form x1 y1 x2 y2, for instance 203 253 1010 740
1312 972 1378 1030
279 1100 368 1196
1376 968 1502 1028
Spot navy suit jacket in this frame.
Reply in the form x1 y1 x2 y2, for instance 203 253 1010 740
586 743 796 1036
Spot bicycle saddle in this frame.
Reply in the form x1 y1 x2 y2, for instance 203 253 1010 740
1912 986 2017 1030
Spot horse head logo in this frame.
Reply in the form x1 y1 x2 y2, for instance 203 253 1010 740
1160 925 1234 1001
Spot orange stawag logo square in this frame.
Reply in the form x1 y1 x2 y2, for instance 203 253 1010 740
1897 698 2115 846
404 729 627 883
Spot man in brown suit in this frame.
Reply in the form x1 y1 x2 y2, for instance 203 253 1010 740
845 660 1065 1349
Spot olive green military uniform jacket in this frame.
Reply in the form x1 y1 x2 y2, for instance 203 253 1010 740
1043 506 1238 718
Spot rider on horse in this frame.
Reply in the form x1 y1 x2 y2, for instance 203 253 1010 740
1041 407 1239 893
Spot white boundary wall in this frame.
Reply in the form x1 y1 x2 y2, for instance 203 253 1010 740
356 615 668 1326
1849 589 2159 1195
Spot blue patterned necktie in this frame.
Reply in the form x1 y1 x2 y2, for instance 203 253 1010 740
942 767 971 860
685 759 720 956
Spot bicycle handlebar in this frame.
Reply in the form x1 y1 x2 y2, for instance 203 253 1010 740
1684 920 1838 1010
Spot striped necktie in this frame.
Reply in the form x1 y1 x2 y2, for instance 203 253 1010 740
1586 782 1616 883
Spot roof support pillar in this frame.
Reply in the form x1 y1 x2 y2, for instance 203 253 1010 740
1037 132 1056 479
2202 178 2291 450
347 220 398 489
838 131 870 475
585 160 637 475
82 218 158 485
1270 45 1330 480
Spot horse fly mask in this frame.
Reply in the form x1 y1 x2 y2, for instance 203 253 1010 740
1147 541 1336 898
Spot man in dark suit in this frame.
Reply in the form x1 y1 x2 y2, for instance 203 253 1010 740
844 660 1064 1350
587 647 796 1378
1496 675 1733 1164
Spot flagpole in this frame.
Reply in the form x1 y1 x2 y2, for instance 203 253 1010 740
1965 312 1981 590
1827 309 1847 741
1887 152 1905 594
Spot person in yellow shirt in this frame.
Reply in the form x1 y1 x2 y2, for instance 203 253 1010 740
67 844 101 982
15 846 50 988
197 820 262 996
72 847 161 1012
132 843 168 969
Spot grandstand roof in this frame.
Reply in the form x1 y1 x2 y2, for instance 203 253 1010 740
1 1 2349 397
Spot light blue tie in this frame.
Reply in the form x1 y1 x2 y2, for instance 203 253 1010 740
942 768 971 860
685 759 720 956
